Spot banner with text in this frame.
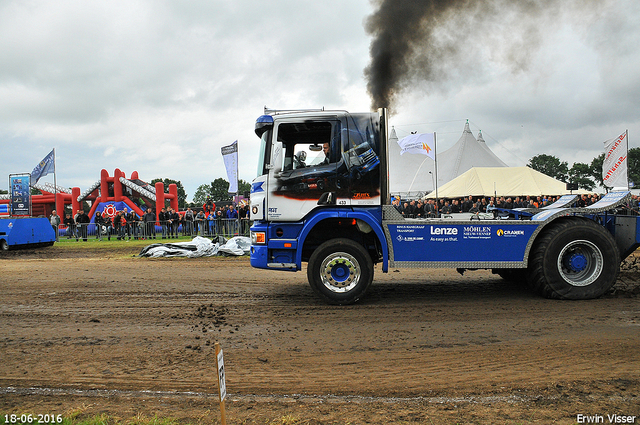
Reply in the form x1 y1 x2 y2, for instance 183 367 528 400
221 141 238 194
602 131 628 189
10 174 31 216
397 133 435 159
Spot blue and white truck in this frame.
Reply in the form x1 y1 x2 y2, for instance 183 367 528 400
249 108 640 304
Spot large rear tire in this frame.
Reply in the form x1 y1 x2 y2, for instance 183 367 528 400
528 219 619 299
307 238 373 305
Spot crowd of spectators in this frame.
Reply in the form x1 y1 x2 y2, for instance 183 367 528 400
392 193 640 219
51 197 251 242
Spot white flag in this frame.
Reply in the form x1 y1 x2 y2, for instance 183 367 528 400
397 133 435 159
602 131 628 189
221 141 238 194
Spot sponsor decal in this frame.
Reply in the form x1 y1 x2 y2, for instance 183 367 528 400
352 193 371 199
463 225 492 240
430 226 458 235
251 181 265 193
396 235 423 242
429 226 458 242
497 228 525 237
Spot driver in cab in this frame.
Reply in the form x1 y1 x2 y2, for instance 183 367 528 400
321 142 330 165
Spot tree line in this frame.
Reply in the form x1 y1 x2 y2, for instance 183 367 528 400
149 178 251 210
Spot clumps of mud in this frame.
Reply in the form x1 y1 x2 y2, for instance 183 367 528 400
620 255 640 272
185 304 240 351
611 256 640 298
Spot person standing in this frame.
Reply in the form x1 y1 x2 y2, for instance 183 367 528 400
184 207 194 236
49 210 61 242
113 211 122 240
63 212 74 239
171 208 181 238
77 209 90 241
127 210 140 240
238 204 249 235
143 208 156 239
194 209 204 235
159 207 168 239
95 211 106 240
226 204 238 235
166 208 174 238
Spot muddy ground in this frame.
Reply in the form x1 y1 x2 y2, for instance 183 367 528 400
1 243 639 424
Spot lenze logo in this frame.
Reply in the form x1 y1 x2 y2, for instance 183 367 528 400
430 226 458 235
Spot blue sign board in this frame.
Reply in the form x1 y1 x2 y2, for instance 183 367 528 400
10 175 31 216
388 223 539 263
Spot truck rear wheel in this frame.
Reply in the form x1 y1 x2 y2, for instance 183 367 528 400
0 239 9 251
528 219 619 299
307 238 373 305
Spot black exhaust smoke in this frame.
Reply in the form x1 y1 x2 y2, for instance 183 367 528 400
364 0 454 113
364 0 600 113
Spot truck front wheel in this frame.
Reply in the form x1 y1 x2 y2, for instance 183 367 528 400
307 238 373 305
528 219 619 299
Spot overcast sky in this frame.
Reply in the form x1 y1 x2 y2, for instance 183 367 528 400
1 0 639 200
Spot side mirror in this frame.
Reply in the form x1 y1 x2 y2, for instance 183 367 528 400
317 192 336 205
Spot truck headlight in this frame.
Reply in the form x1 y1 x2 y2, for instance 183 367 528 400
251 231 266 244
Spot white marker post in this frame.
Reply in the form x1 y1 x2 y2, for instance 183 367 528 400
215 342 227 425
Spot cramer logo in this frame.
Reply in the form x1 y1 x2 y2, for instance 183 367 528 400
497 229 525 237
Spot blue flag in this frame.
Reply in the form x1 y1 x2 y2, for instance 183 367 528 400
30 149 55 185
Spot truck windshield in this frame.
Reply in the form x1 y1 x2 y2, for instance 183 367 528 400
256 129 272 177
344 113 380 154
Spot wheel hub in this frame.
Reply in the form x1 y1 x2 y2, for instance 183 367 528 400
557 240 603 287
320 252 360 293
568 253 588 272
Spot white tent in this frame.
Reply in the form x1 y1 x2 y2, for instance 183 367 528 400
425 166 590 199
436 122 507 185
389 121 507 198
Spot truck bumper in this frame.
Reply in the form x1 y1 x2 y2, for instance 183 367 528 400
249 244 269 269
250 221 299 271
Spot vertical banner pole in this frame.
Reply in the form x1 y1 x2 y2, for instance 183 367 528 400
626 129 630 190
215 342 227 425
434 132 438 215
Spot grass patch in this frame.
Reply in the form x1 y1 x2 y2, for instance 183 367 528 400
54 236 192 250
45 235 250 261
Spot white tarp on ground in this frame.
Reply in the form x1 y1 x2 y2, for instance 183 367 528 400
425 166 591 199
139 236 251 258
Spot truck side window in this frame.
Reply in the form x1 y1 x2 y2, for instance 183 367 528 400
276 121 338 171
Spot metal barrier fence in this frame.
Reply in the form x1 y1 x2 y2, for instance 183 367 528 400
55 218 252 241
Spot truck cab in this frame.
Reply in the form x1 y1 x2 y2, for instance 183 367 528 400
250 109 390 303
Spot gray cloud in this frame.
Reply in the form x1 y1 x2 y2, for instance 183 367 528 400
0 0 638 199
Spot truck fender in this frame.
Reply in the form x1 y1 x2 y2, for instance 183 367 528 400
295 209 388 272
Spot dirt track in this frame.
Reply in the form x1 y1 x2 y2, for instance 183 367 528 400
1 245 639 424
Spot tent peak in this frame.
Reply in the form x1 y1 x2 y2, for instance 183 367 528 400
463 120 472 134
